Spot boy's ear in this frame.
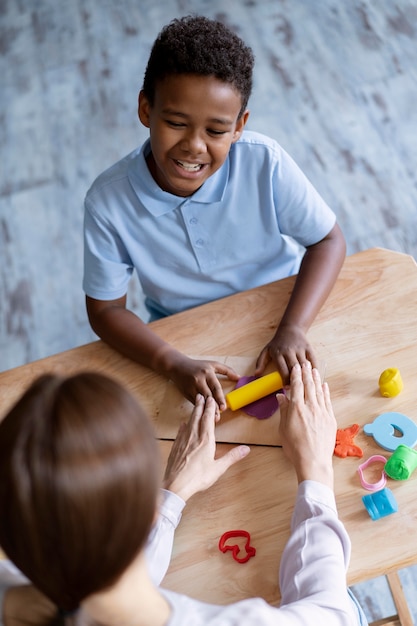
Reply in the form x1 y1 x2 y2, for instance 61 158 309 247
138 90 151 128
232 109 250 143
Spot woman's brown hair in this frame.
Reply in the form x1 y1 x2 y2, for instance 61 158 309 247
0 372 161 621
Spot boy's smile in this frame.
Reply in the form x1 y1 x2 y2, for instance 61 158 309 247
138 74 249 197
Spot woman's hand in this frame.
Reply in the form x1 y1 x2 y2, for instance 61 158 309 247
163 394 250 502
278 362 336 489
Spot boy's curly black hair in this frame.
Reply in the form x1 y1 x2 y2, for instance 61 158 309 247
142 15 254 118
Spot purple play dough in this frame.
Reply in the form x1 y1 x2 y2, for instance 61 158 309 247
234 375 280 420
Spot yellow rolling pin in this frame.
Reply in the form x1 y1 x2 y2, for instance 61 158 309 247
226 371 284 411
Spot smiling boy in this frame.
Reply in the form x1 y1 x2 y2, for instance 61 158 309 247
83 15 346 410
139 73 247 197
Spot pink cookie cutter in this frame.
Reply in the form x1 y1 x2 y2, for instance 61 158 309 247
358 455 388 491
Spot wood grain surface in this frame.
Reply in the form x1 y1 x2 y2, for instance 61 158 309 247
1 249 417 614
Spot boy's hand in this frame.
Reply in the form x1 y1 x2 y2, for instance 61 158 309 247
163 395 250 501
165 355 240 411
254 323 317 384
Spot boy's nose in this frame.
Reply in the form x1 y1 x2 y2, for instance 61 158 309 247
181 130 206 155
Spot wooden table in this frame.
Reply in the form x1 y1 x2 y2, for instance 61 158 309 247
1 248 417 607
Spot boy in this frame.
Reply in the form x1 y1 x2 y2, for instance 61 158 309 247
83 15 346 410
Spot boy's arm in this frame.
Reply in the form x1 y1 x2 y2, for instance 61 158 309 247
255 222 346 382
86 296 239 409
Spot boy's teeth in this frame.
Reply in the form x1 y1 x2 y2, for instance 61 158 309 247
177 160 201 171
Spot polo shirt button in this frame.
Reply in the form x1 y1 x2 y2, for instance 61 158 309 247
190 217 198 225
196 238 204 246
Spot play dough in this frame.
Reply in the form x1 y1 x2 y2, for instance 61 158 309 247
234 376 279 419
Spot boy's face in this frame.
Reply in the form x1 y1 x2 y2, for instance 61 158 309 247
138 74 249 197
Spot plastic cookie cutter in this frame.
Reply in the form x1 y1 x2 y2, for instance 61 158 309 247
218 530 256 564
362 487 398 521
378 367 403 398
334 424 363 458
363 412 417 452
357 455 388 491
384 444 417 480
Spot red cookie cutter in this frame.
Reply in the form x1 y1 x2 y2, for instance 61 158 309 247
218 530 256 563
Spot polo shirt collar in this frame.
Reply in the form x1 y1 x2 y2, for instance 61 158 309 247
127 139 229 216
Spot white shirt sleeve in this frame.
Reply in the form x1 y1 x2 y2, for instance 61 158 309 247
278 480 359 624
145 489 186 585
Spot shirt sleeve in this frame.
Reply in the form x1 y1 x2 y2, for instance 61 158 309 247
145 489 186 585
278 480 360 624
83 197 134 301
273 146 336 247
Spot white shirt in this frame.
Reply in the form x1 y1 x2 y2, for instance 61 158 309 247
0 482 367 625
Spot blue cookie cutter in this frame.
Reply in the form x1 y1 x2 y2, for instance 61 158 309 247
363 412 417 452
362 487 398 520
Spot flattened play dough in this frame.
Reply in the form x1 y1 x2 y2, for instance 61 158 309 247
234 376 280 419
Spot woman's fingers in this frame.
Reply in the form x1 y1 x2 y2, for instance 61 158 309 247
200 396 217 441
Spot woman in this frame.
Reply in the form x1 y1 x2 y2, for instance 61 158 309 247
0 363 367 625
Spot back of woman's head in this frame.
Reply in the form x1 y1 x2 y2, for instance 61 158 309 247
0 372 160 618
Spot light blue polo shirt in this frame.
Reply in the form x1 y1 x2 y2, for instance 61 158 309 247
83 130 336 317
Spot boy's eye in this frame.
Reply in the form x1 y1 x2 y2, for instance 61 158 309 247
208 129 227 136
165 120 227 136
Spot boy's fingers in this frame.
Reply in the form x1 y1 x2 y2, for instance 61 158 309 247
210 384 226 411
254 347 269 376
212 362 240 381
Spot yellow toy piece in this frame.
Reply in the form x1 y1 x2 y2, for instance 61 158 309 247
226 371 283 411
378 368 403 398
